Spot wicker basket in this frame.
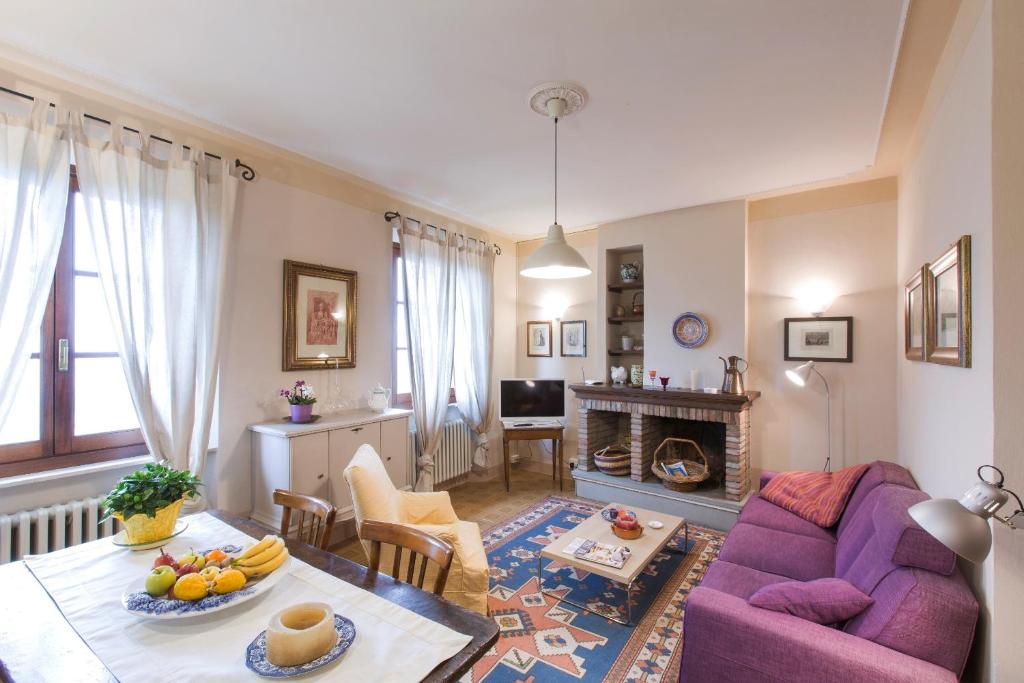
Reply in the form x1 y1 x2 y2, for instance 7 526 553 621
592 444 631 476
652 438 710 492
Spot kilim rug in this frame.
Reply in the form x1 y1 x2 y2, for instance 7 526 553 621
463 496 725 683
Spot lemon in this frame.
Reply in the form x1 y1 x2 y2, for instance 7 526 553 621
174 573 208 601
212 568 246 595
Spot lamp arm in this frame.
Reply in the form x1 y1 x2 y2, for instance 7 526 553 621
978 465 1024 529
996 487 1024 529
813 366 832 472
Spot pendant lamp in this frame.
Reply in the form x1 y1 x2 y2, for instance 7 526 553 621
520 82 592 280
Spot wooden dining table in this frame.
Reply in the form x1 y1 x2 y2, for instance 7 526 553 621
0 510 498 683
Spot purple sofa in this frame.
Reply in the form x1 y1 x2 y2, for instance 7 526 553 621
679 461 978 682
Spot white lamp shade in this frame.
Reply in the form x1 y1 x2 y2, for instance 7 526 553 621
520 224 591 279
909 498 993 563
785 361 815 387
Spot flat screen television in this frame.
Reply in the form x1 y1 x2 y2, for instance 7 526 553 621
499 379 565 421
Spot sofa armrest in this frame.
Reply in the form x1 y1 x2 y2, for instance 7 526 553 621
759 470 779 490
398 490 460 525
680 587 957 683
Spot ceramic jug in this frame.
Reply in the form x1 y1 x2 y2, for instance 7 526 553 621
367 383 391 412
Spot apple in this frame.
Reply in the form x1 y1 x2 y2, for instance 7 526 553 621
176 563 199 577
615 517 639 530
145 565 177 597
176 551 206 570
152 548 177 570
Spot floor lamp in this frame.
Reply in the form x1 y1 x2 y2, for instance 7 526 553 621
785 360 832 472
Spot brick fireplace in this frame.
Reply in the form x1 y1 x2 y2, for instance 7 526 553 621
572 384 759 502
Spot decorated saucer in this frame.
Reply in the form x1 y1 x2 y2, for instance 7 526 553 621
245 614 356 678
111 519 188 551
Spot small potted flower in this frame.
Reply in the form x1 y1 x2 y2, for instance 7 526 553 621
282 379 317 423
101 463 201 545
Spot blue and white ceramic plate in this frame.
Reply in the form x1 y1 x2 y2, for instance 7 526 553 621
245 614 356 678
121 555 292 619
601 508 637 522
672 312 709 349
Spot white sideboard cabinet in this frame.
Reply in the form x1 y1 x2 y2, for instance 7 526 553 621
249 408 413 535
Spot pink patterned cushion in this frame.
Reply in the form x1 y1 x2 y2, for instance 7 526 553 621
749 578 874 625
761 464 870 528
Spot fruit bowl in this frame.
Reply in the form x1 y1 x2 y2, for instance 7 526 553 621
611 522 643 540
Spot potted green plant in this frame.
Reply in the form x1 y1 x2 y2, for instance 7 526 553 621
101 463 201 545
281 379 317 423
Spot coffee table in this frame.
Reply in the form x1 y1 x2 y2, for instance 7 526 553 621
537 503 687 625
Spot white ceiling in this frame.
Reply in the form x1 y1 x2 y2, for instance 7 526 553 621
0 1 907 236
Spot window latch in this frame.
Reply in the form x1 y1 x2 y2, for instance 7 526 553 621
58 339 69 372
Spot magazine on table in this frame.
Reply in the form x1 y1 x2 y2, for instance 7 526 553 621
562 537 632 569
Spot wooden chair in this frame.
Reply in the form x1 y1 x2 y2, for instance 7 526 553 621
273 489 337 550
360 519 455 596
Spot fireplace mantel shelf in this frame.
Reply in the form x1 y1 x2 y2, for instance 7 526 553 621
569 383 760 412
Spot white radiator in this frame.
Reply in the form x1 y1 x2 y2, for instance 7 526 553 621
434 419 474 485
0 496 118 564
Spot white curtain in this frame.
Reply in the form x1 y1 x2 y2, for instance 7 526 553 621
71 117 239 496
395 217 458 492
454 238 495 469
0 100 70 428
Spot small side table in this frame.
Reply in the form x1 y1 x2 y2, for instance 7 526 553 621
501 425 564 493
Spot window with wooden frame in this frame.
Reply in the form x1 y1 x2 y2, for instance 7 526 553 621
0 169 147 477
391 243 455 409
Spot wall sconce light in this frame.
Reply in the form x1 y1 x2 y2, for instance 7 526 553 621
909 465 1023 563
795 281 837 317
541 293 569 320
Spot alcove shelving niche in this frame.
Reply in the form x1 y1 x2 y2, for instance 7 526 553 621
606 246 644 377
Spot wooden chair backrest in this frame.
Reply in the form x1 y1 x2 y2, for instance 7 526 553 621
273 488 337 551
359 519 454 596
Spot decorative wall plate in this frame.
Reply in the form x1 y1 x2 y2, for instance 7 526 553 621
672 313 709 348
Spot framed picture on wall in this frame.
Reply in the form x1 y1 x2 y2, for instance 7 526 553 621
904 267 927 361
283 259 357 371
925 235 971 367
784 316 853 362
526 320 552 357
560 320 587 357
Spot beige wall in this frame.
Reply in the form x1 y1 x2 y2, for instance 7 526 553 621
514 230 600 469
747 198 898 475
597 201 749 387
896 1 998 679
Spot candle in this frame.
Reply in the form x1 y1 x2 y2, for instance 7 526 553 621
690 369 700 390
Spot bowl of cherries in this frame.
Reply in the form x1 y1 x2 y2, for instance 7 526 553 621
609 508 643 540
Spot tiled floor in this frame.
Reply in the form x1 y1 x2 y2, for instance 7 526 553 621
332 469 583 564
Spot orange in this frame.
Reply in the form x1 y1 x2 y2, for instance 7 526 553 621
205 549 228 564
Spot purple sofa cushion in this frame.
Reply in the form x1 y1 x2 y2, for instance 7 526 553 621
873 487 956 575
718 523 835 582
737 496 837 543
845 567 978 677
837 460 917 537
701 559 791 599
749 578 874 625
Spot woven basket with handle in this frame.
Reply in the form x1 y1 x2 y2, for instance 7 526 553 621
592 444 631 476
652 438 710 492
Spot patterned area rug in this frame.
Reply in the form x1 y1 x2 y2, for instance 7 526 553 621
464 496 725 683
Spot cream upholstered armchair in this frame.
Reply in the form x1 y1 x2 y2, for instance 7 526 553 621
342 444 489 614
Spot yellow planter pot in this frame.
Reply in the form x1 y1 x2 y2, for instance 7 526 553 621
115 498 185 545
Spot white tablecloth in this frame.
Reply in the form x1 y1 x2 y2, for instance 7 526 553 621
25 513 472 682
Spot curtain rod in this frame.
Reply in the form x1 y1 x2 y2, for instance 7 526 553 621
385 210 501 255
0 84 256 181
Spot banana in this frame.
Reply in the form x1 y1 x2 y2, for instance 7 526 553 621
235 538 285 567
237 535 279 561
238 547 289 578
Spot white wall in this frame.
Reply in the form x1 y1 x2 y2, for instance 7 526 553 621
896 1 994 679
748 200 898 475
